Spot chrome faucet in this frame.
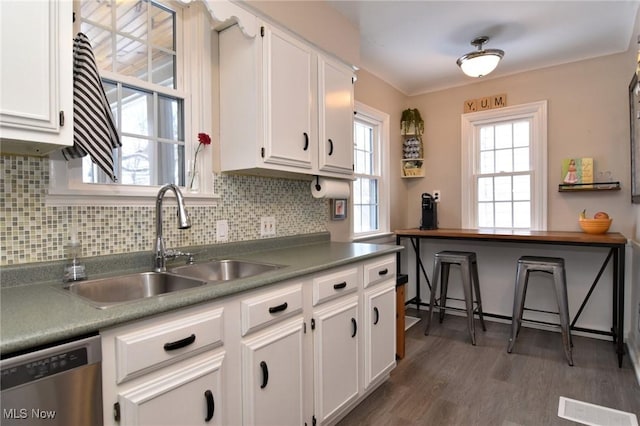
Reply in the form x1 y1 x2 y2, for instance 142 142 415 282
154 184 191 272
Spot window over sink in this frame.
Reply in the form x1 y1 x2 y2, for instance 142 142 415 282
48 0 215 203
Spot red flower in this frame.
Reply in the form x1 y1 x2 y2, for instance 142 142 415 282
198 132 211 145
190 132 211 190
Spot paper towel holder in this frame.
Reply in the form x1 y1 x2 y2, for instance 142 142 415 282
314 175 321 191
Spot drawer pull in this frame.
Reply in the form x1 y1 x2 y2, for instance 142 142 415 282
260 361 269 389
378 268 389 276
204 390 214 422
373 307 380 325
333 281 347 290
328 138 334 156
351 318 358 338
163 334 196 351
268 302 288 314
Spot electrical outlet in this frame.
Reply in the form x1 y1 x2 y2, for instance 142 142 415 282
433 190 441 203
260 216 276 237
216 220 228 242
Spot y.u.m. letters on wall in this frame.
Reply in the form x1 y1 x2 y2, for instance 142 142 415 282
463 94 507 113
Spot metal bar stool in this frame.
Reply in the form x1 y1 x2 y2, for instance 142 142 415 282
424 251 486 345
507 256 574 366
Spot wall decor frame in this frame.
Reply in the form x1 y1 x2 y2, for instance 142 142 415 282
331 199 347 220
630 73 640 203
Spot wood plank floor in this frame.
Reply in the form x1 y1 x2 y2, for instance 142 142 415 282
338 310 640 426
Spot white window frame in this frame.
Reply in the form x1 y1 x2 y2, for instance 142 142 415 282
47 1 216 206
461 100 547 230
352 101 390 240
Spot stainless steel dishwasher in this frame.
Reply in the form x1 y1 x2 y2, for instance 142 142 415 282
1 335 103 426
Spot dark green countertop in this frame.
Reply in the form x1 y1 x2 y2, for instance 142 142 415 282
1 236 400 355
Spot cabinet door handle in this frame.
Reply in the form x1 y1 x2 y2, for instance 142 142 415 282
328 139 334 156
204 390 214 422
268 302 288 314
378 268 389 276
303 132 309 151
163 333 196 351
351 318 357 338
260 361 269 389
373 307 380 325
333 281 347 290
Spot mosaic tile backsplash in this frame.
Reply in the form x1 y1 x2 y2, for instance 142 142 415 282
0 155 328 265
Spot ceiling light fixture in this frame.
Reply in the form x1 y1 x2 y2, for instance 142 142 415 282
456 36 504 78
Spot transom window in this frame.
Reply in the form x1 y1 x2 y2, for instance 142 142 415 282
461 101 548 230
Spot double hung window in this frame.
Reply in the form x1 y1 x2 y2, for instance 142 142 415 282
80 0 185 186
352 102 389 238
48 0 217 202
461 101 548 230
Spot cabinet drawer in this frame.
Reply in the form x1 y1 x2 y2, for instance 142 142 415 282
241 284 303 336
312 267 358 306
115 308 224 383
363 255 395 288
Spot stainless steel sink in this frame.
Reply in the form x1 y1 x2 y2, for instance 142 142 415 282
169 259 283 282
64 272 207 309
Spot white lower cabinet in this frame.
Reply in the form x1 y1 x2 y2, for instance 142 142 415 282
241 318 305 426
310 255 397 426
312 296 360 424
364 281 396 389
117 352 224 426
101 302 228 426
100 254 397 426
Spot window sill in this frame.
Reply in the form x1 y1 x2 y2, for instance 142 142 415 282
353 231 395 243
45 189 220 207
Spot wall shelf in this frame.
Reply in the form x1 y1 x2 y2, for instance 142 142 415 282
558 182 621 192
401 159 424 178
401 132 424 178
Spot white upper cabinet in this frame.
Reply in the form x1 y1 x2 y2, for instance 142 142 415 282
318 55 355 175
219 20 354 179
0 0 73 155
262 26 314 170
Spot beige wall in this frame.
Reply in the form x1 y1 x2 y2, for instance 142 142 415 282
404 53 634 237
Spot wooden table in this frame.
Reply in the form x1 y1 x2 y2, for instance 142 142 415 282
395 228 628 367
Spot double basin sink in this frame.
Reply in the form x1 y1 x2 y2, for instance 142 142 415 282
64 260 283 309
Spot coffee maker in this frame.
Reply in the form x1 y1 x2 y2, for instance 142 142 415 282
420 193 438 230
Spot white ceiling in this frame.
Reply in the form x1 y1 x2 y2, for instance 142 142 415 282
327 0 640 95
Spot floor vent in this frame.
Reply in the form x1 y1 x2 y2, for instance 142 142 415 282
405 316 421 331
558 397 638 426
